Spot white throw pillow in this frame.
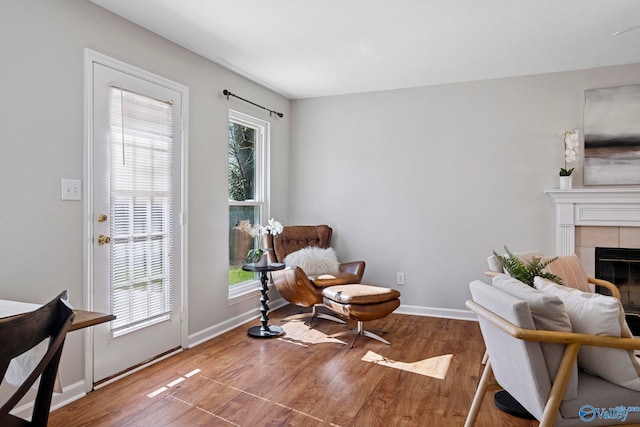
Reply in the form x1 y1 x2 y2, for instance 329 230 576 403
492 275 577 400
534 277 640 391
283 247 340 276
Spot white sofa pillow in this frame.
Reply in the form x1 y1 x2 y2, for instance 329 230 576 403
283 247 340 276
492 275 577 400
534 277 640 391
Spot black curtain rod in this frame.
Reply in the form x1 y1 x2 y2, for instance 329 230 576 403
223 89 284 118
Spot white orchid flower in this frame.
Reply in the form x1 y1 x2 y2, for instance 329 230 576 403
266 218 283 235
565 151 578 162
566 133 579 147
560 129 580 176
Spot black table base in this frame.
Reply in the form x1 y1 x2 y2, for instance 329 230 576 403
247 324 284 338
494 391 535 420
242 263 286 339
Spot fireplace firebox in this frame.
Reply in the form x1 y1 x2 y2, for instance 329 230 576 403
595 247 640 314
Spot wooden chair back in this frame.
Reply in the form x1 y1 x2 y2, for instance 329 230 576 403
0 291 75 426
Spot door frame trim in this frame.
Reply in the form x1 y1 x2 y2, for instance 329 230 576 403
83 49 189 392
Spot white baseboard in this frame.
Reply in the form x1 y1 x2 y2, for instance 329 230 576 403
187 297 288 348
395 304 477 321
187 300 475 348
50 380 88 410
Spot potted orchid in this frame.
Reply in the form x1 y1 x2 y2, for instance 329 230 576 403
247 218 283 266
560 129 579 189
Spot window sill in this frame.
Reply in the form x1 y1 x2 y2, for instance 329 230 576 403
228 280 262 305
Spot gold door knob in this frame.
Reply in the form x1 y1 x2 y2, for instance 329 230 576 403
97 214 108 223
97 235 111 246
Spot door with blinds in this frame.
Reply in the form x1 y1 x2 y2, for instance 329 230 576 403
91 59 184 383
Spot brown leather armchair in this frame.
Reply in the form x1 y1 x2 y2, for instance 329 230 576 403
265 225 365 327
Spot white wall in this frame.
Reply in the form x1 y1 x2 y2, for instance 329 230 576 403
289 64 640 313
0 0 290 391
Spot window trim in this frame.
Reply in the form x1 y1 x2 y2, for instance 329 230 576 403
228 110 271 303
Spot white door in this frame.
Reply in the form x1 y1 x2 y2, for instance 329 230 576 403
90 58 185 383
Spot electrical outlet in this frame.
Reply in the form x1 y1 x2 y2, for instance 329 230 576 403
396 272 405 285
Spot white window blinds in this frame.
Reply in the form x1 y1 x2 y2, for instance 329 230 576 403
109 87 175 336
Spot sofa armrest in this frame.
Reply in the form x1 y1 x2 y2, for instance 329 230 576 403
467 299 640 351
271 267 322 307
339 261 365 282
588 277 621 300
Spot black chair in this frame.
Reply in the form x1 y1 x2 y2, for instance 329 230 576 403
0 291 75 426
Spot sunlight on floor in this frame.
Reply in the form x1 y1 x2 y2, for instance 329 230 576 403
147 368 201 398
276 321 347 347
361 350 452 379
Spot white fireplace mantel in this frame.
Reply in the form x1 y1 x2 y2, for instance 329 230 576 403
545 188 640 255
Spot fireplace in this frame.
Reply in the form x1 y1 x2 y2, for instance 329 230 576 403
546 189 640 336
595 247 640 314
545 188 640 256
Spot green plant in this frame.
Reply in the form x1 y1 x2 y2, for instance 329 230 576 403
559 167 574 176
492 246 563 287
229 267 254 285
247 248 265 263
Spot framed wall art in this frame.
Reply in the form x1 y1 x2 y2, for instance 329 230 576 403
584 84 640 185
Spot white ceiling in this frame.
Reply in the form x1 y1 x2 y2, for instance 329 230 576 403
91 0 640 99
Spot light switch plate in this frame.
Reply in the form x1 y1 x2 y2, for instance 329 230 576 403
61 179 81 201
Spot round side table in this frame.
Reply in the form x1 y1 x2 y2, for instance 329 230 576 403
242 263 286 338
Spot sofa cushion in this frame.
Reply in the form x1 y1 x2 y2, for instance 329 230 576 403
541 254 591 292
284 246 340 276
559 371 640 421
322 284 400 305
323 296 400 322
492 275 578 400
535 277 640 391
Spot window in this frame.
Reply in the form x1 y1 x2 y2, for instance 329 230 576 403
109 87 176 336
228 110 270 299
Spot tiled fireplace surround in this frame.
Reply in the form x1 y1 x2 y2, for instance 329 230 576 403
545 188 640 277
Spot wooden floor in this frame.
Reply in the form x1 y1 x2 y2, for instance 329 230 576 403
49 305 538 426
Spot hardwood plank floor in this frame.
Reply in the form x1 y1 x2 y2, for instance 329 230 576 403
49 305 538 426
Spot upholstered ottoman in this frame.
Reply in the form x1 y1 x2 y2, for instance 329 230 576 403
322 284 401 348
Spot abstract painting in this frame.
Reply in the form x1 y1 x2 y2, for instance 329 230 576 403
584 85 640 185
